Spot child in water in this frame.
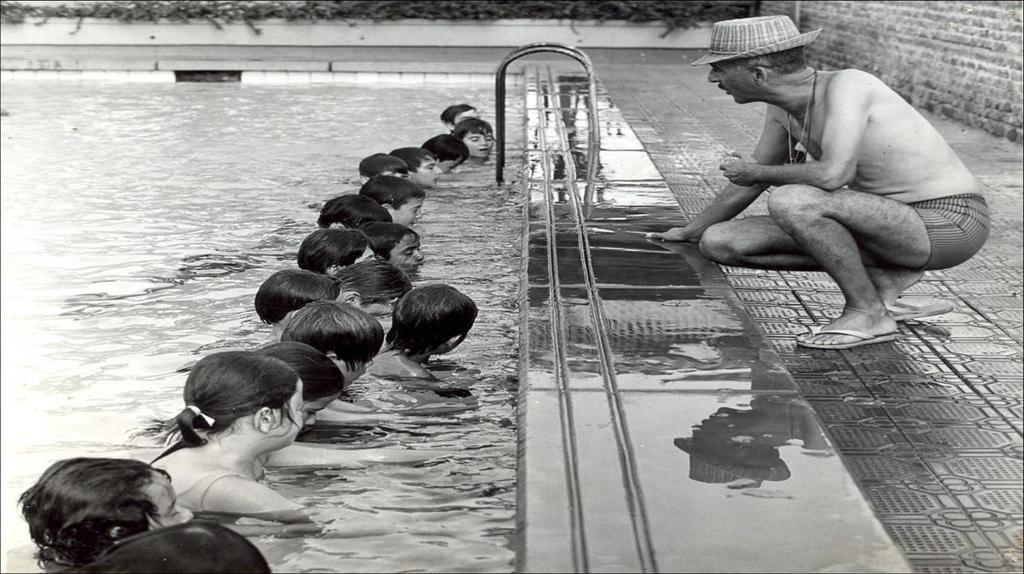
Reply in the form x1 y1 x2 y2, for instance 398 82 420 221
357 153 408 182
421 134 469 174
358 175 425 226
360 222 425 274
368 284 478 379
18 458 193 569
452 117 494 163
317 194 392 229
151 351 309 522
440 103 479 131
389 147 440 189
297 228 374 275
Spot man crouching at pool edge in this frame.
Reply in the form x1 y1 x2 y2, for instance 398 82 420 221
650 15 989 350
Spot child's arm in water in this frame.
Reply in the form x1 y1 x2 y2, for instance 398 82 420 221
264 443 447 467
202 476 310 523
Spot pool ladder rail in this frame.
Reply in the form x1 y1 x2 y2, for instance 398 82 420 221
494 43 601 218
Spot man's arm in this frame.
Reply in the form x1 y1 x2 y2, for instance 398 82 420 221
722 71 870 190
651 111 788 242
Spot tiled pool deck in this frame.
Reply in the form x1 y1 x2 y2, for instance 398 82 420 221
517 52 1021 573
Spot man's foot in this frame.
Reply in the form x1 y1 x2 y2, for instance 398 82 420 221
647 227 697 242
796 308 898 349
866 268 924 306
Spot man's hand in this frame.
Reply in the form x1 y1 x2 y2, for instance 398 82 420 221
719 152 760 187
646 227 699 243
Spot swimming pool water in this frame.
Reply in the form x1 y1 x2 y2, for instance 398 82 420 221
0 81 525 572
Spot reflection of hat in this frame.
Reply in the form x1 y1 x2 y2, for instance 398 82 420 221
674 431 791 484
691 16 821 66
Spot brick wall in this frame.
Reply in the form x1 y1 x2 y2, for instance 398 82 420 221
760 1 1023 143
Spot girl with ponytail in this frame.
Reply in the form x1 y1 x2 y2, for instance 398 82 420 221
151 351 308 523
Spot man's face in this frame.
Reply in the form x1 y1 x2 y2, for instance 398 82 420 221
462 132 493 159
388 197 424 226
707 61 755 103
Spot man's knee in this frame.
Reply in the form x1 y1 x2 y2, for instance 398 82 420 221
699 224 740 263
767 184 826 221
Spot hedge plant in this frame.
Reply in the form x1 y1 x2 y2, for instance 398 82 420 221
0 1 753 34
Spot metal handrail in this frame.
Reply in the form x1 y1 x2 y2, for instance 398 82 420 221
495 43 600 216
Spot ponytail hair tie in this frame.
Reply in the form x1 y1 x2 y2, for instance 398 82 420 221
186 405 216 428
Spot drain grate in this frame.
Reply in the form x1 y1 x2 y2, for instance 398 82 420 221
971 489 1024 515
900 403 987 422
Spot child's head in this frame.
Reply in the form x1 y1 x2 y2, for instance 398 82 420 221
72 521 270 574
358 153 408 180
258 341 345 425
422 134 469 173
280 301 384 384
297 228 373 276
359 222 424 272
175 351 302 450
389 147 440 189
453 118 494 160
317 194 392 229
441 103 479 131
332 259 413 315
386 284 478 358
254 270 342 338
358 175 425 226
19 458 193 567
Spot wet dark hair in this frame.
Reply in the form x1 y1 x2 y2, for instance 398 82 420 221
68 521 270 574
297 228 370 274
317 194 392 228
359 222 420 262
452 117 493 140
280 301 384 370
358 175 425 209
422 134 470 165
386 284 478 356
19 458 169 567
333 259 412 305
739 46 806 74
254 269 342 324
441 103 476 127
389 147 434 172
175 352 298 447
358 153 408 178
258 341 346 400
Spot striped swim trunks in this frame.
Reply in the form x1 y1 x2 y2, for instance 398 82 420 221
908 194 990 270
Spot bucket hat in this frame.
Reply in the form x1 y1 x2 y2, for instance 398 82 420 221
691 15 821 66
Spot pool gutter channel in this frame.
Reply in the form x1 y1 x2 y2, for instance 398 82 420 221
515 65 913 573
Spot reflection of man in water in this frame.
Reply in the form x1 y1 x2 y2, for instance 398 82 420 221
674 396 828 487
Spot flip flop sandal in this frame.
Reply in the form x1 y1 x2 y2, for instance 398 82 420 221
796 329 899 350
888 301 955 322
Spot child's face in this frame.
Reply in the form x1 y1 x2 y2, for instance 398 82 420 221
143 473 193 528
409 158 441 189
388 233 424 271
300 395 339 428
388 198 424 226
462 132 493 159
